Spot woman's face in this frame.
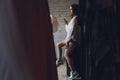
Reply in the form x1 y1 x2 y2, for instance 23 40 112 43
69 6 74 17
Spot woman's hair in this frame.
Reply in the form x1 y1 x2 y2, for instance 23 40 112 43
70 4 79 16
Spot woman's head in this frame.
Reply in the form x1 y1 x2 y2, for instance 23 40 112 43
69 4 79 17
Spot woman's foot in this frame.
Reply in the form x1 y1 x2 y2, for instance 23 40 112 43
68 71 82 79
56 60 63 67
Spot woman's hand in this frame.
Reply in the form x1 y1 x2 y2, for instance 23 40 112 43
64 18 68 25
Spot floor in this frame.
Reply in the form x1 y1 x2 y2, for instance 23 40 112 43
57 60 82 80
57 60 68 80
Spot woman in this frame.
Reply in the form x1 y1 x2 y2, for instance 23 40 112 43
56 4 81 79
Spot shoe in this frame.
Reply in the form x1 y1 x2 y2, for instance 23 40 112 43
56 60 63 67
68 71 82 79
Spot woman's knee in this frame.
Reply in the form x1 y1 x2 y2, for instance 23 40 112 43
57 43 61 48
57 41 65 48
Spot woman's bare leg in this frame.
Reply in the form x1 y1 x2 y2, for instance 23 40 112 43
64 42 76 72
57 40 66 61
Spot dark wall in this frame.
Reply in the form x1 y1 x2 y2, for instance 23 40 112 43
78 0 119 80
64 0 119 80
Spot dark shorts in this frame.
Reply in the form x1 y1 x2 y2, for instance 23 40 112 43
68 39 79 45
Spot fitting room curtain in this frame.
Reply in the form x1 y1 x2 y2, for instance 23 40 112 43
0 0 58 80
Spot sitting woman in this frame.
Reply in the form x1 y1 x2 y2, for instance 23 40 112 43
56 4 81 79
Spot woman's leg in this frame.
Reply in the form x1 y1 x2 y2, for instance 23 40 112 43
64 42 76 72
56 40 66 61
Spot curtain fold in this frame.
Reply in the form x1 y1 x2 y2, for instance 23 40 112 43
0 0 58 80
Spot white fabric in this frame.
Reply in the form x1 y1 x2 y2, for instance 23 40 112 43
65 16 77 42
50 15 59 33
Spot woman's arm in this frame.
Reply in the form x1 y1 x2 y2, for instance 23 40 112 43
64 18 68 25
66 17 77 42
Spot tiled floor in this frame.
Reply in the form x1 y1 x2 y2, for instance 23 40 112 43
57 61 69 80
57 60 82 80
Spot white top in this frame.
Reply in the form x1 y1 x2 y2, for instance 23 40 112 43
65 16 77 42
